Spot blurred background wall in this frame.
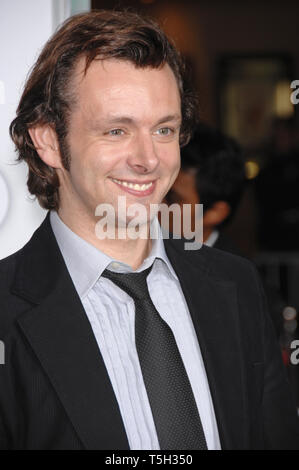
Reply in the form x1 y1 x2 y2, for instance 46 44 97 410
0 0 90 260
91 0 299 123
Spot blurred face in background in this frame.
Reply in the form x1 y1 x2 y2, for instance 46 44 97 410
166 168 199 233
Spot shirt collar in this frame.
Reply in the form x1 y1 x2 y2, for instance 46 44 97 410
50 211 178 299
204 230 219 247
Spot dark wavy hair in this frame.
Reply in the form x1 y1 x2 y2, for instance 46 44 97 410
9 10 198 211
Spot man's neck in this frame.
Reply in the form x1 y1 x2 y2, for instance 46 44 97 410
57 209 153 271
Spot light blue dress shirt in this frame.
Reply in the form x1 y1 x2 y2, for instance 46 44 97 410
49 211 221 450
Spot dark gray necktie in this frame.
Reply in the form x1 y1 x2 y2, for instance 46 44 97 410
102 264 208 450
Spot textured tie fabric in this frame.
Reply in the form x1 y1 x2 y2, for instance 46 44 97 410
102 265 208 450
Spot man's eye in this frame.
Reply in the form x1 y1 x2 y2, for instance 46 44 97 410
157 127 173 136
108 129 124 136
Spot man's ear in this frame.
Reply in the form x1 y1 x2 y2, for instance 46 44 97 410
28 124 62 169
203 201 231 228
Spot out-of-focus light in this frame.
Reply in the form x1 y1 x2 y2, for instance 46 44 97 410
275 80 294 118
245 160 260 180
283 306 297 321
140 0 156 4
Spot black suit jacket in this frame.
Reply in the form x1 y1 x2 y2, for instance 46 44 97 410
213 232 285 338
1 212 299 450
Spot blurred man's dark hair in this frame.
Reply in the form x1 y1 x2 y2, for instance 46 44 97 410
169 121 246 228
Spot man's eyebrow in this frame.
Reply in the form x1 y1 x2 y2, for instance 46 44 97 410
97 114 182 126
155 114 182 126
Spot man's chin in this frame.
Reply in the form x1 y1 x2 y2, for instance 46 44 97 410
94 197 161 240
116 214 152 229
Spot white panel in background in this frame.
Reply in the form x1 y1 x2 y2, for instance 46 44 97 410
70 0 91 16
0 1 53 260
52 0 72 30
0 0 91 260
52 0 91 30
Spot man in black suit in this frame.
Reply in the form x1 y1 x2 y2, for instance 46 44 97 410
1 11 299 450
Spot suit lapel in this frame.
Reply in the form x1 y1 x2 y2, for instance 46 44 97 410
165 239 249 450
12 213 129 450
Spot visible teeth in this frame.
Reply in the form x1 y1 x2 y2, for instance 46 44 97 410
112 178 153 191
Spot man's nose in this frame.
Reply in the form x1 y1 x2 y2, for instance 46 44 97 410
127 133 160 174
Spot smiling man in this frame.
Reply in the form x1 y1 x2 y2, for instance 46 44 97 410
28 57 182 268
1 10 299 450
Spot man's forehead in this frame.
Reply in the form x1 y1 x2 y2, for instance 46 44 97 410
72 57 181 122
73 56 180 94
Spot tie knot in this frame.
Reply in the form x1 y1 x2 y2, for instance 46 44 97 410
101 264 153 301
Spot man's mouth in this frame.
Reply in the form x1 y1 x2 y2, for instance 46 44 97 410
110 177 156 196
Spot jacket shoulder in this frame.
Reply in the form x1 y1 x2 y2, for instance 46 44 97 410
165 237 258 284
203 244 258 282
0 251 18 295
0 247 31 336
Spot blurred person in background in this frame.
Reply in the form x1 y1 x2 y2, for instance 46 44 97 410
165 122 285 336
165 122 246 255
254 117 299 406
